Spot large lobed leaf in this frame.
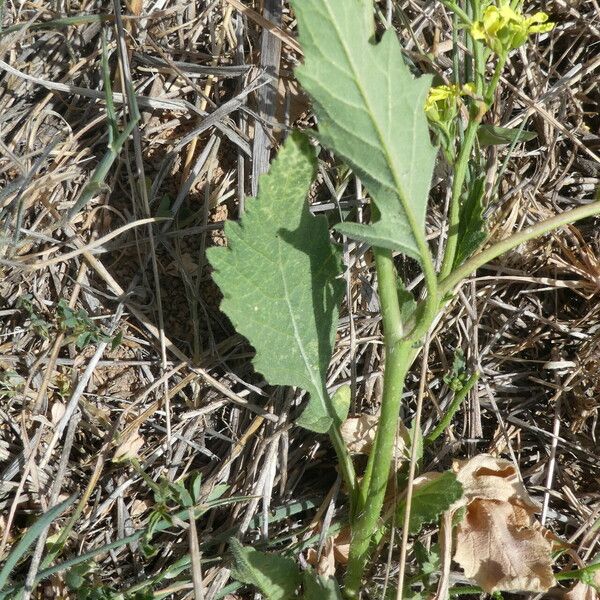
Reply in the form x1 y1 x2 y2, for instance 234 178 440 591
207 133 344 433
291 0 436 260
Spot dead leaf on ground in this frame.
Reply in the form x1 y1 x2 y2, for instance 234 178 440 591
306 536 336 577
306 527 351 571
113 428 145 462
564 569 600 600
452 453 539 511
454 497 555 592
566 581 597 600
340 414 408 458
51 401 66 425
452 454 556 593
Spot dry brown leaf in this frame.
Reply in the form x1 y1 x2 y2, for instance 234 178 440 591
340 414 378 454
306 536 336 577
306 527 351 570
564 569 600 600
452 454 539 511
113 429 145 462
566 581 597 600
306 539 334 576
331 527 351 565
454 498 555 592
166 253 198 277
340 414 407 457
50 401 66 425
276 78 309 131
128 0 143 15
452 455 555 593
131 498 152 519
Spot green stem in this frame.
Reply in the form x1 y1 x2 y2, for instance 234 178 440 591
344 248 411 598
330 423 358 514
357 248 404 509
556 562 600 582
485 55 507 106
470 1 485 94
439 200 600 297
449 585 483 596
425 372 478 443
439 118 480 280
344 339 413 599
374 249 405 345
345 244 437 598
439 0 471 25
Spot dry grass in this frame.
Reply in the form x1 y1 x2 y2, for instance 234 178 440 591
0 0 599 598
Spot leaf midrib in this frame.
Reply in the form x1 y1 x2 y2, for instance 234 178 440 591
320 0 423 243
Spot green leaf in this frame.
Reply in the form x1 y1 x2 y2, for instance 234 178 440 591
303 571 343 600
396 471 463 534
453 177 486 268
443 348 469 392
229 539 301 600
477 124 537 146
65 563 92 591
452 505 467 527
291 0 436 260
331 384 351 423
397 279 417 323
0 496 75 592
407 422 424 463
414 541 440 578
207 133 344 433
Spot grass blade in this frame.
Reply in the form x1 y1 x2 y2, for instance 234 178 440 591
0 495 75 593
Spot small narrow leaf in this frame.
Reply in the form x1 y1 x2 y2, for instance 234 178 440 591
396 471 463 534
453 177 487 268
291 0 436 259
229 539 301 600
477 124 537 146
207 133 344 433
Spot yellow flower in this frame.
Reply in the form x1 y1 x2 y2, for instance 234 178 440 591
425 84 460 123
470 2 554 55
425 83 474 124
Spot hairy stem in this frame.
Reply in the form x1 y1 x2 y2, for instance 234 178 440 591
470 0 485 94
485 56 507 106
345 246 435 597
357 249 404 509
344 338 413 599
345 235 438 597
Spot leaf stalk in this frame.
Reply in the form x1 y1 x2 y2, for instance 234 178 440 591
439 200 600 297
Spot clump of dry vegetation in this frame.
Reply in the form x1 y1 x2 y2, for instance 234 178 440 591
0 0 599 598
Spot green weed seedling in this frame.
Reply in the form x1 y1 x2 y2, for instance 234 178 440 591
16 294 121 351
16 295 51 339
206 0 600 597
